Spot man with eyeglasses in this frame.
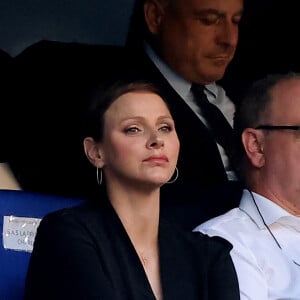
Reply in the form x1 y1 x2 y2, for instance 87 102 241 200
194 72 300 299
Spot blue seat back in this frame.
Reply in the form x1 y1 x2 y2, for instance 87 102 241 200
0 189 84 299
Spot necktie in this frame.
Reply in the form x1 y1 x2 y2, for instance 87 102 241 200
191 84 234 158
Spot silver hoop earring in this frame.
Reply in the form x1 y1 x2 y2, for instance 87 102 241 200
167 167 178 184
96 168 103 185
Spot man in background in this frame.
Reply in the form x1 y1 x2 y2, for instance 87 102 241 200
125 0 244 228
195 73 300 298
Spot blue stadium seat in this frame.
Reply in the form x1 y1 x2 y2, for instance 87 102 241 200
0 189 83 299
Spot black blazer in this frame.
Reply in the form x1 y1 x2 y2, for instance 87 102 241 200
24 200 240 300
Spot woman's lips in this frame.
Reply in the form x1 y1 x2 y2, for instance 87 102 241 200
143 155 168 163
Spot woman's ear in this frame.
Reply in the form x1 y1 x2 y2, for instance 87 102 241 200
83 137 105 168
242 128 265 168
144 0 165 34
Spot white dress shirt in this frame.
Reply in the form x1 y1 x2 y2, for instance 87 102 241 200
194 189 300 299
145 43 236 180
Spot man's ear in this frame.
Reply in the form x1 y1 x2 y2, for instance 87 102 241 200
83 137 105 168
144 0 165 34
242 128 265 168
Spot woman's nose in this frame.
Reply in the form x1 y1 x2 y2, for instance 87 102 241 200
147 134 164 149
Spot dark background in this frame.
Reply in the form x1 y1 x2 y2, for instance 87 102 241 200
0 0 134 57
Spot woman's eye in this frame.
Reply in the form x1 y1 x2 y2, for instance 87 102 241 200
159 125 172 132
124 127 141 133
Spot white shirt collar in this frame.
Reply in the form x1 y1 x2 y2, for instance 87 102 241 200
240 189 295 229
144 43 218 100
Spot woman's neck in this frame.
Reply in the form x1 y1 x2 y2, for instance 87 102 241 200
107 183 162 299
107 183 160 241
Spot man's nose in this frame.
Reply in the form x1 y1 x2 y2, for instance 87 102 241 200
217 21 239 48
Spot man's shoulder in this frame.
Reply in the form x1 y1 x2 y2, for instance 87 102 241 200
194 207 242 233
194 205 260 248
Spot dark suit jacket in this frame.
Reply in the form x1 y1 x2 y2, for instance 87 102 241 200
24 199 240 300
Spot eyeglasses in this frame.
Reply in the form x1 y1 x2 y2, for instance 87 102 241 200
255 125 300 131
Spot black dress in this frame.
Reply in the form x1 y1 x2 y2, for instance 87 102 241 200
24 199 240 299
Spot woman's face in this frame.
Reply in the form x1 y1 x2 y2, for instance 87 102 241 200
99 91 179 189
